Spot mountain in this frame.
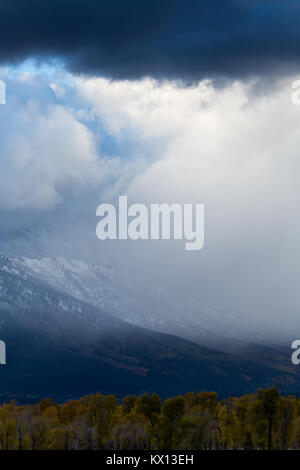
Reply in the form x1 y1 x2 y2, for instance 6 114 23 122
0 253 216 339
0 254 290 350
0 253 299 403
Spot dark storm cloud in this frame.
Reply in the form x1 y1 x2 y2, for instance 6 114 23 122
0 0 300 79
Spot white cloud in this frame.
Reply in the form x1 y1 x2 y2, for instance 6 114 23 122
0 76 116 210
2 71 300 331
75 76 300 328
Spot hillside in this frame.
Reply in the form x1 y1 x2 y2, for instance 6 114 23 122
0 254 298 402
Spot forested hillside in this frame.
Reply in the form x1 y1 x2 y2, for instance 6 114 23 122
0 387 299 450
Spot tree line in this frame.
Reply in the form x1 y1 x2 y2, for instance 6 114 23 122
0 387 299 450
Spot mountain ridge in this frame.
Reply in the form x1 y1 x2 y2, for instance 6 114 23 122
0 253 291 349
0 252 299 403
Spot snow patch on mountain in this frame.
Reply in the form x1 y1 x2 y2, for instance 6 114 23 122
0 253 290 345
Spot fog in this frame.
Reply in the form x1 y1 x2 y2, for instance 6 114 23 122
1 70 300 339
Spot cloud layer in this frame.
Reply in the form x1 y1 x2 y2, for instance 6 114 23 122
74 75 300 329
2 69 300 333
1 1 300 79
0 74 118 210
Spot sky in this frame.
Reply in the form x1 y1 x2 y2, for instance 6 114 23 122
1 0 300 80
0 1 300 336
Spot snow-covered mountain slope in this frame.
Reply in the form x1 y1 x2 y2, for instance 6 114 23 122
0 253 183 329
0 252 298 402
0 255 128 346
0 253 291 348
